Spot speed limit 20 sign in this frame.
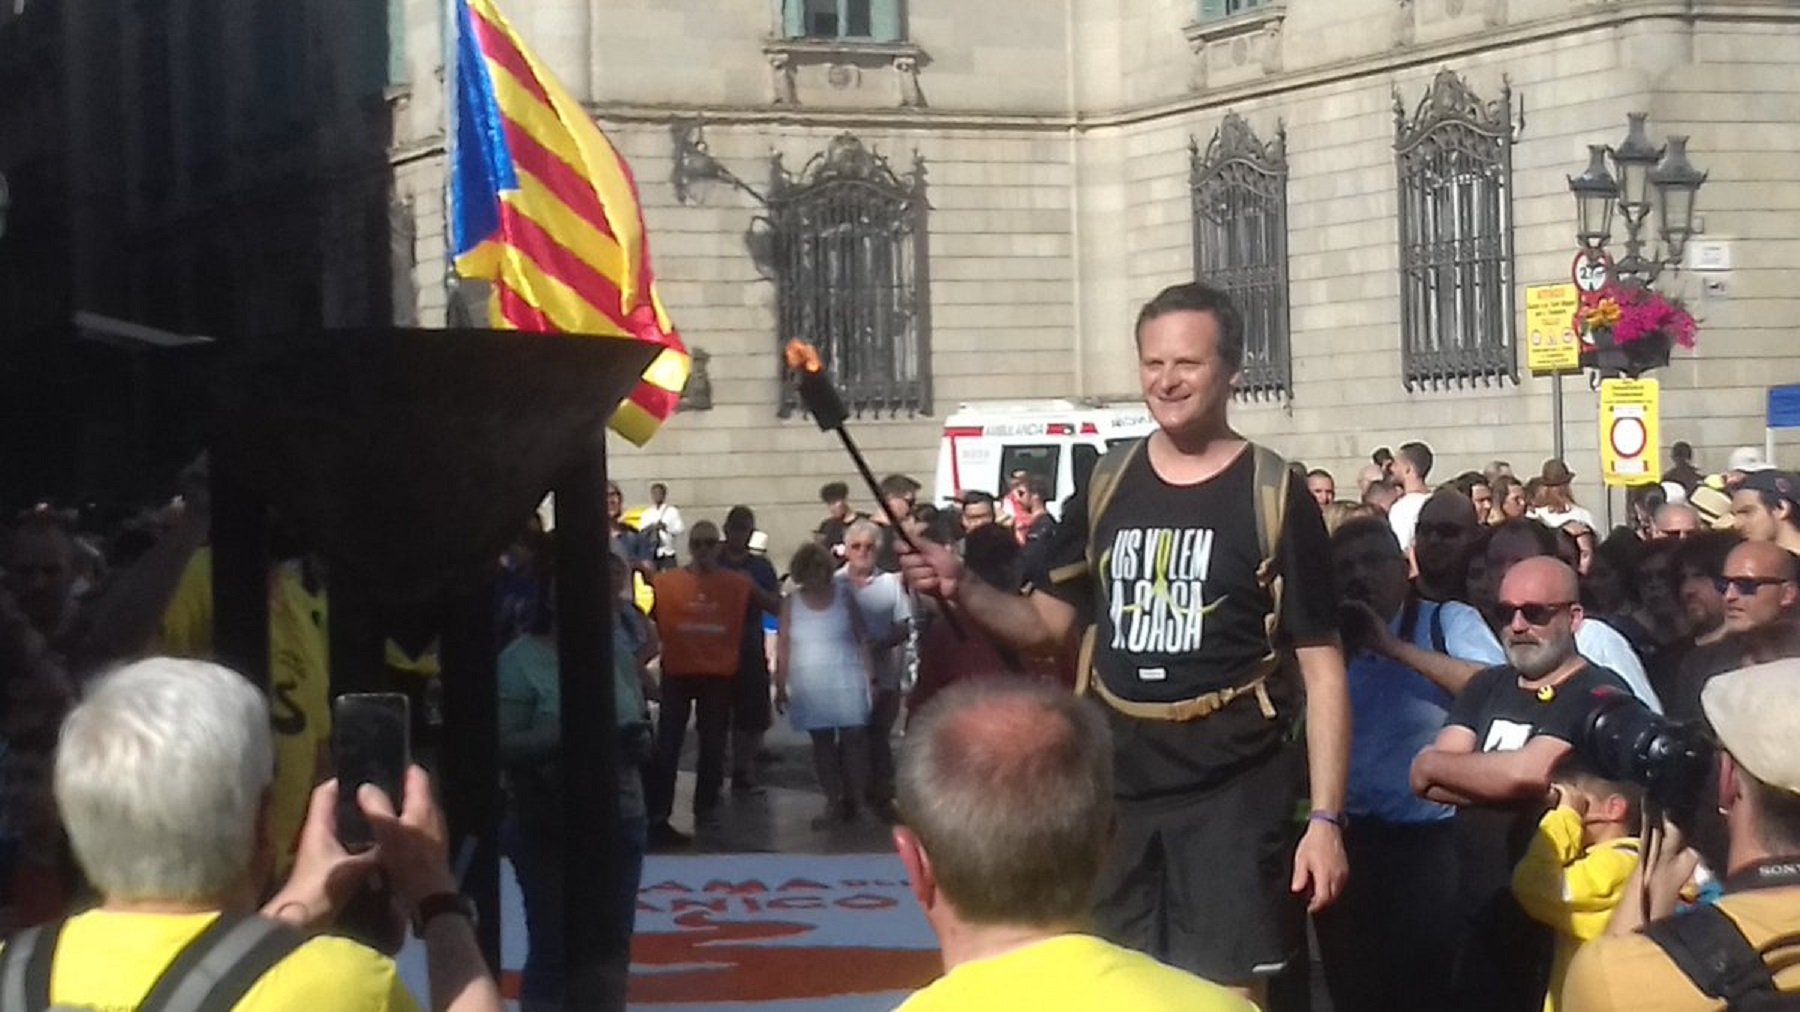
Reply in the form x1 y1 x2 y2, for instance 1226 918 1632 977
1572 250 1615 294
1599 378 1661 487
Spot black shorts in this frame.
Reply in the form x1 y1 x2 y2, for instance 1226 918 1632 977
730 658 772 733
1092 740 1305 985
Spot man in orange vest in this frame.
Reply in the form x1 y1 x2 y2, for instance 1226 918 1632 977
647 522 754 848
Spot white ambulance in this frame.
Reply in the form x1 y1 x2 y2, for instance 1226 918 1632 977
934 400 1157 519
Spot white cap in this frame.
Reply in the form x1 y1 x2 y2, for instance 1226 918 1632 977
1728 446 1775 473
748 530 769 556
1701 659 1800 795
1660 482 1689 505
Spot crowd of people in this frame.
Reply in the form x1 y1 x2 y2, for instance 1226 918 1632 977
2 278 1799 1010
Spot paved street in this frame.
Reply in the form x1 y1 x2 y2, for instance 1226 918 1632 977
659 717 897 856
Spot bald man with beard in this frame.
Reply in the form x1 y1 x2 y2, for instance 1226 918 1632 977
1411 557 1634 1012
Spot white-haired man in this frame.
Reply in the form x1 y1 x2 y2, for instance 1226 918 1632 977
0 657 501 1011
893 680 1252 1011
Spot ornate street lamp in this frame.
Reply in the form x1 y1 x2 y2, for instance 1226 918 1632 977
669 120 766 206
1612 113 1662 221
1650 136 1707 265
1567 145 1617 251
1567 112 1705 289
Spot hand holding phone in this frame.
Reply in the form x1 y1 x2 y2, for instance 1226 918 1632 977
331 693 411 852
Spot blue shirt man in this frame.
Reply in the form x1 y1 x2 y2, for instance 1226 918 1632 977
1314 517 1504 1012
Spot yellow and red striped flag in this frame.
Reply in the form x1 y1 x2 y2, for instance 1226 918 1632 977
450 0 687 444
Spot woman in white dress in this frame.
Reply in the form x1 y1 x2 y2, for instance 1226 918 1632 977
775 542 876 828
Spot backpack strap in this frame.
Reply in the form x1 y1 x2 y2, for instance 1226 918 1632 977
1070 438 1143 699
1249 443 1291 649
1643 904 1783 1006
0 919 63 1012
1429 603 1448 655
137 913 307 1012
1079 437 1145 577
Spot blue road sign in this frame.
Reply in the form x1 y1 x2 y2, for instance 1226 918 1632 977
1771 385 1800 430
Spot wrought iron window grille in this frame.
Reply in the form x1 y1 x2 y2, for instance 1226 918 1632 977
1190 112 1291 403
759 134 932 419
1393 69 1521 392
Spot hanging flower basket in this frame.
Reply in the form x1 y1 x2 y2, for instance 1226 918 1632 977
1576 285 1697 378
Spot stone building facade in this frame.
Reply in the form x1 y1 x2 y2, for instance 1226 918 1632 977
383 0 1800 552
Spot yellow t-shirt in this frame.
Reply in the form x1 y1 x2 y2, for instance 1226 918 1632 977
41 909 418 1010
155 549 331 871
896 934 1256 1012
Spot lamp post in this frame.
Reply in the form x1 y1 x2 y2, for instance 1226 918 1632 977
669 120 767 206
1566 112 1708 289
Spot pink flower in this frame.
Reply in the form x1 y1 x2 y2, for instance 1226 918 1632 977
1609 290 1696 348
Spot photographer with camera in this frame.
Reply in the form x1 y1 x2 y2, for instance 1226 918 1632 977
1562 658 1800 1010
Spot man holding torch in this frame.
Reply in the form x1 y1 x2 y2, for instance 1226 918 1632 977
895 282 1351 1001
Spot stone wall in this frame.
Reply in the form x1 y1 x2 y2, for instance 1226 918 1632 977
390 0 1800 556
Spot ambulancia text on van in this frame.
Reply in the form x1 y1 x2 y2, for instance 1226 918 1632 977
934 400 1156 519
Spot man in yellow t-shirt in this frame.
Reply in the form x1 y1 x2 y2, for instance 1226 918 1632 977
1 657 503 1011
893 680 1252 1012
156 547 331 871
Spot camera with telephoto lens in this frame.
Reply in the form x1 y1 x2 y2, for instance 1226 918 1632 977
1577 688 1716 820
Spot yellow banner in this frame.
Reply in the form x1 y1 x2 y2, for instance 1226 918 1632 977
1525 283 1581 374
1599 378 1661 487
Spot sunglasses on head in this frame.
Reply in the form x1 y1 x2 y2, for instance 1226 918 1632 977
1715 575 1789 596
1489 600 1575 625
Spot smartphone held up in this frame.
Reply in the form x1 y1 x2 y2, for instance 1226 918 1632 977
331 692 411 851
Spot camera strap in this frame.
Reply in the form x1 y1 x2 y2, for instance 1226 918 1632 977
1722 859 1800 895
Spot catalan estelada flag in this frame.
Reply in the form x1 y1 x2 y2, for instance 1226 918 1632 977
451 0 688 445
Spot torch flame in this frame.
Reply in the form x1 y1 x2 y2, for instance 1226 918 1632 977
785 339 823 374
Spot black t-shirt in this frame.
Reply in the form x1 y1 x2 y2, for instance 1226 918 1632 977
1665 637 1745 725
1444 662 1632 917
818 511 872 566
720 553 779 674
1444 662 1629 753
1037 443 1338 799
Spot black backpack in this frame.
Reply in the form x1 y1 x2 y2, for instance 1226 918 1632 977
1643 905 1800 1010
0 913 305 1011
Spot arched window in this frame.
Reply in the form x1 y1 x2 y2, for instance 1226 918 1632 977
1190 113 1290 402
1394 69 1518 390
770 135 931 418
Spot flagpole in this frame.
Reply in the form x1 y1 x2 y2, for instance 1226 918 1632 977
442 0 463 326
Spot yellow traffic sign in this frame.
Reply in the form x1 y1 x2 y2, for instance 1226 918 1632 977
1599 378 1661 487
1525 283 1582 374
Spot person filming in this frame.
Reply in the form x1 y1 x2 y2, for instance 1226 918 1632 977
1562 658 1800 1010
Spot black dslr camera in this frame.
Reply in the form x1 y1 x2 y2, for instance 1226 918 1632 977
1577 688 1719 840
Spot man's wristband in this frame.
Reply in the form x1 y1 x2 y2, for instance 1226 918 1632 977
413 892 478 938
1308 810 1346 829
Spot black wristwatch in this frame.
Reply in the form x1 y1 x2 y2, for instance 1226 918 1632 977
413 892 478 938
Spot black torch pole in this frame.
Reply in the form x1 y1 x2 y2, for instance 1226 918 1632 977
794 364 968 637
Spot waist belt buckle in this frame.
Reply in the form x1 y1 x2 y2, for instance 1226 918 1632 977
1173 690 1225 721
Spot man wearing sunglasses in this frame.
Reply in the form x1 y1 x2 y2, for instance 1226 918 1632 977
1411 556 1634 1012
1720 540 1798 636
646 523 758 847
